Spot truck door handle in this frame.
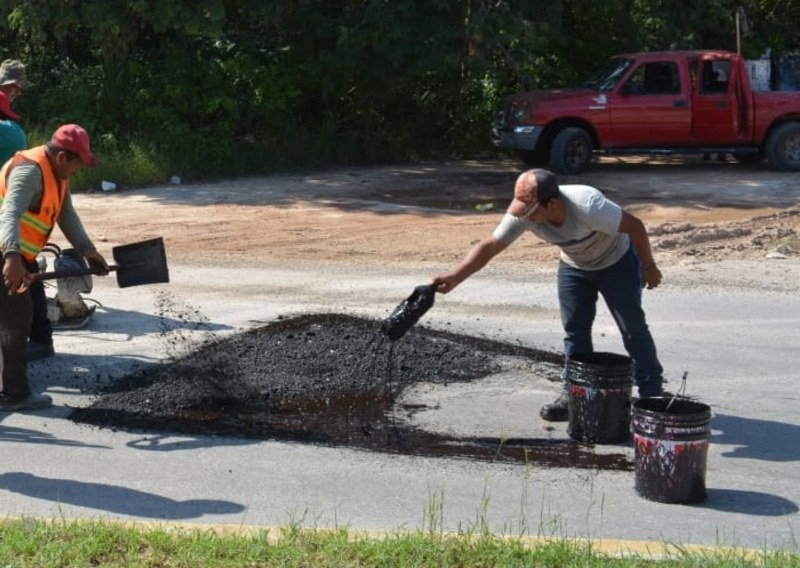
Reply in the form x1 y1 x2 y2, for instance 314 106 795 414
716 100 729 109
672 100 688 107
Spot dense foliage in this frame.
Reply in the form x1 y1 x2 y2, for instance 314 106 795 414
1 1 797 188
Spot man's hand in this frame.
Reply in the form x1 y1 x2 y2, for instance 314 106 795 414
431 274 461 294
84 248 110 275
2 253 29 294
641 264 662 289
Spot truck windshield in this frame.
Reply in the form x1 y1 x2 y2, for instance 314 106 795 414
581 58 634 91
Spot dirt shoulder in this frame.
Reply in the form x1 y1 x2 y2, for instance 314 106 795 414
69 156 799 276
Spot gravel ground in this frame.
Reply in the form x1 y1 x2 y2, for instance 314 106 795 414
62 157 799 470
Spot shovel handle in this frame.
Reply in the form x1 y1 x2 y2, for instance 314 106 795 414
32 265 121 281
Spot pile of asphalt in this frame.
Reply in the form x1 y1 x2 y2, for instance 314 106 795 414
70 313 630 470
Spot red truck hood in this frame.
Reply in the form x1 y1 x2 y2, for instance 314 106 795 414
501 88 607 124
505 88 600 106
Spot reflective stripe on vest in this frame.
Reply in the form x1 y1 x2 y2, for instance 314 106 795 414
0 146 66 262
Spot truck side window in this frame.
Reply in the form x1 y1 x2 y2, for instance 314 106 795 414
701 60 730 92
624 62 680 94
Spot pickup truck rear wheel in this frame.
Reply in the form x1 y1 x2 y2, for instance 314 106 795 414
550 127 593 174
765 122 800 172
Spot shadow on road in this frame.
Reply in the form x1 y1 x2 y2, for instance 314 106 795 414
0 422 109 450
712 414 800 462
701 488 798 516
125 433 259 452
0 472 244 519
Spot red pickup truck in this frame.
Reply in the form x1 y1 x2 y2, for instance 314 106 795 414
491 50 800 173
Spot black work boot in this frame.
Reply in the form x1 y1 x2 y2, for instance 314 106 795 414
540 394 569 422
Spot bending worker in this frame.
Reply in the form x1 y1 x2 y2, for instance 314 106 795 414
431 168 666 422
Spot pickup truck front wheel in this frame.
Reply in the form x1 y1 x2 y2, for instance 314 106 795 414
550 127 593 175
765 122 800 172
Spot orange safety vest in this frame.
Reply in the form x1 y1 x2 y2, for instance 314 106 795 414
0 146 67 262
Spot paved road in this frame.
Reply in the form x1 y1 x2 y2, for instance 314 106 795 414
3 257 799 553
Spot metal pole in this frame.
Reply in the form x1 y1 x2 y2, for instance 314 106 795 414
736 11 741 54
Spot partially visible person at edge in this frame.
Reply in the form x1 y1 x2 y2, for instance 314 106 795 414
430 168 666 422
0 59 53 362
0 92 25 162
0 61 31 162
0 59 31 107
0 124 109 411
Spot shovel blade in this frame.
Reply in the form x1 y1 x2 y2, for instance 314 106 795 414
112 237 170 288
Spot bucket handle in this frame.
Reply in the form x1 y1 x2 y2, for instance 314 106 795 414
665 371 688 411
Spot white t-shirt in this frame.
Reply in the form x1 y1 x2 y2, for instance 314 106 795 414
492 184 629 270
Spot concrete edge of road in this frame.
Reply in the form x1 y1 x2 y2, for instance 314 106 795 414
3 517 764 561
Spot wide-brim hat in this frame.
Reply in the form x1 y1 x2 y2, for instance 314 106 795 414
0 59 33 88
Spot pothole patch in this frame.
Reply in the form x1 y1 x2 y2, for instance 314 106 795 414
69 313 632 470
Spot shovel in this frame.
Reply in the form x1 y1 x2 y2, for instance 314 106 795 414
33 237 169 288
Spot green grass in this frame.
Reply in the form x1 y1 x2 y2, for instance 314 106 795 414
0 519 796 567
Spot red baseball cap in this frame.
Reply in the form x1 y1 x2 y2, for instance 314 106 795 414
50 124 97 166
0 91 19 121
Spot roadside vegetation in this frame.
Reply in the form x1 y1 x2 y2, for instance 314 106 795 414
0 519 796 567
2 2 799 191
2 4 799 565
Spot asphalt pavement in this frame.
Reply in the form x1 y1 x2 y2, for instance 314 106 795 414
2 256 799 554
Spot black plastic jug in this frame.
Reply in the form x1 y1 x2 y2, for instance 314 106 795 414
381 285 436 341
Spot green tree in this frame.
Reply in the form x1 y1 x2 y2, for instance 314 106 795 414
1 0 797 187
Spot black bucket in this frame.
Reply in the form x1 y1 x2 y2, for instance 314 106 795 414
381 285 435 342
566 352 633 444
632 397 711 504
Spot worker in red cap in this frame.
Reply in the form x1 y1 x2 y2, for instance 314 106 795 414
0 58 54 361
0 60 67 362
0 124 108 411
